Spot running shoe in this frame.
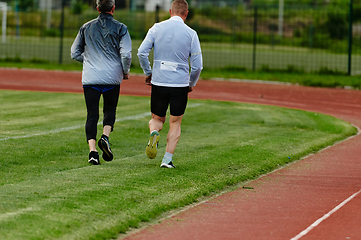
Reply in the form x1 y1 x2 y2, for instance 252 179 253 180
98 135 113 161
146 131 160 159
160 161 176 168
88 151 100 165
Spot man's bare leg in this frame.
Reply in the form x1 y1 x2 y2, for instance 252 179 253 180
166 115 183 154
146 114 165 159
161 115 183 168
149 113 165 133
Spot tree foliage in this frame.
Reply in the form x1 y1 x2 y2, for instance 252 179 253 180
19 0 34 11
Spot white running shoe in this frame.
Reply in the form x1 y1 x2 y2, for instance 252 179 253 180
160 161 176 168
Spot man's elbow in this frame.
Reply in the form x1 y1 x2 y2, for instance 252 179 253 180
71 52 82 62
70 52 78 60
137 51 148 59
192 65 203 73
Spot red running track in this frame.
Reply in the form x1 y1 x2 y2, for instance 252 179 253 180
1 68 361 240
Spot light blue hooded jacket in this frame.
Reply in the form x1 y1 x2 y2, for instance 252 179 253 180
71 13 132 86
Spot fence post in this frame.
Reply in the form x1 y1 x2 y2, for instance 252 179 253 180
1 2 6 43
309 24 314 50
46 0 52 29
15 0 20 38
252 6 257 71
155 5 160 22
59 0 65 64
348 0 353 75
278 0 284 37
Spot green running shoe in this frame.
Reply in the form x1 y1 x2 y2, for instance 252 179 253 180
146 131 160 159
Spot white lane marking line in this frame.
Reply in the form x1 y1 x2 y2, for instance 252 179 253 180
0 112 150 141
290 189 361 240
0 125 83 141
0 207 39 221
0 103 202 141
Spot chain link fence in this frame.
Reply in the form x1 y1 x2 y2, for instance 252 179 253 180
1 1 361 75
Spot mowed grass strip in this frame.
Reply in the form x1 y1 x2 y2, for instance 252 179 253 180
0 90 356 240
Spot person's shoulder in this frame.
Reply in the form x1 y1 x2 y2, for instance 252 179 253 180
111 18 126 26
114 21 130 38
185 24 195 31
184 23 197 35
82 18 98 28
156 17 176 27
170 17 196 33
111 18 128 31
147 21 161 33
79 18 98 34
153 20 166 28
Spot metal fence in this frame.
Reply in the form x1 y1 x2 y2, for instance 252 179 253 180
1 1 361 75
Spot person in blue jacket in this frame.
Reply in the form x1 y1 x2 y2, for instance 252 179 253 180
71 0 132 165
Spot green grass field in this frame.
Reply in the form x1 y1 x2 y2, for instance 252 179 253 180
0 90 356 240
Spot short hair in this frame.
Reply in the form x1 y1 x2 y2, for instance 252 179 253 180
96 0 115 13
171 0 188 16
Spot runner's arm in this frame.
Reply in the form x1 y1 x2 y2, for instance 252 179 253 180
189 33 203 87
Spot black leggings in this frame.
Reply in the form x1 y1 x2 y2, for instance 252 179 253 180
83 86 120 141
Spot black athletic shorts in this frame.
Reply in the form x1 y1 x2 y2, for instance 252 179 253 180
151 85 189 117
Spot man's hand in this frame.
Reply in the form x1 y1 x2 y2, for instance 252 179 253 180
145 74 152 86
123 73 129 80
188 87 193 92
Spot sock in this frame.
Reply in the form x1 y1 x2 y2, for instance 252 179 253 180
162 152 173 164
150 130 159 136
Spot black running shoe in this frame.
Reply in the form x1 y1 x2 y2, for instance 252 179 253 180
88 151 100 165
160 161 176 168
98 135 113 161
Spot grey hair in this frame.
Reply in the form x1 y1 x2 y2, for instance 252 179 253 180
96 0 115 12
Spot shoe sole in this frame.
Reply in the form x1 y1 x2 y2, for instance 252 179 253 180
98 138 113 161
146 134 160 159
160 162 175 168
88 157 100 165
